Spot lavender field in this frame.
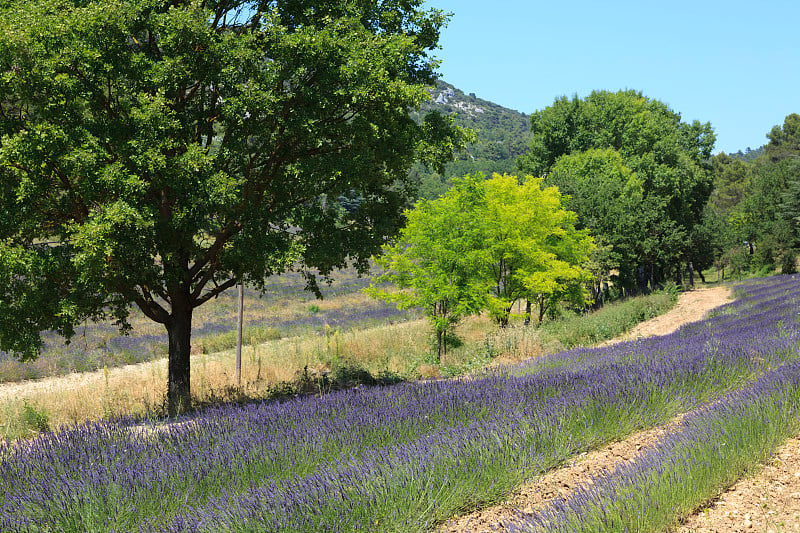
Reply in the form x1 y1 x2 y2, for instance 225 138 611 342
2 275 800 532
0 267 416 383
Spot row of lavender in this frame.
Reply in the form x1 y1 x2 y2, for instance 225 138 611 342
514 353 800 531
0 266 409 383
1 275 799 531
508 275 800 531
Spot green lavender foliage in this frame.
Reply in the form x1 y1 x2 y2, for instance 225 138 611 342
2 275 799 531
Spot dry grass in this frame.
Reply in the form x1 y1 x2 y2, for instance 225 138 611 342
0 316 576 436
0 318 433 435
0 267 408 383
0 289 696 440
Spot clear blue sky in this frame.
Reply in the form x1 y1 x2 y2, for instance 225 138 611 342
426 0 800 154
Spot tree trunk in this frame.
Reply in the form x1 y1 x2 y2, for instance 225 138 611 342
523 300 532 326
436 329 443 364
688 261 695 287
166 296 193 416
697 268 706 284
497 305 512 328
637 264 648 294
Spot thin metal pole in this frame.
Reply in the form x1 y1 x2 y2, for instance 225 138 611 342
235 282 243 387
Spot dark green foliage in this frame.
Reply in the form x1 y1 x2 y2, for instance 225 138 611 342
710 114 800 275
766 113 800 162
781 250 798 275
709 153 753 215
517 90 715 293
728 146 764 162
0 0 461 413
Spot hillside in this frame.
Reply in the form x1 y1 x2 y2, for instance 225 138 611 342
410 80 532 199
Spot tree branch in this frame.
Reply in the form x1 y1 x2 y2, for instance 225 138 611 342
188 221 240 283
194 277 238 307
133 293 170 324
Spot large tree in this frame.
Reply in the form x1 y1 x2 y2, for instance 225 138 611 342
517 90 715 292
0 0 462 414
366 176 488 361
368 173 594 357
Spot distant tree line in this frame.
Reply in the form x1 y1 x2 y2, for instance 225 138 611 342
704 114 800 278
401 88 800 323
413 88 800 303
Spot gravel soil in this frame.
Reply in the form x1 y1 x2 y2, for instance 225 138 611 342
677 436 800 532
438 285 800 533
437 417 685 532
602 286 733 344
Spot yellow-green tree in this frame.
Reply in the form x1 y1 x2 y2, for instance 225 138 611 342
479 174 595 326
368 173 595 359
366 177 489 362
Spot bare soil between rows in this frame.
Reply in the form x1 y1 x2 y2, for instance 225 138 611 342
11 285 795 532
439 286 800 532
437 416 686 532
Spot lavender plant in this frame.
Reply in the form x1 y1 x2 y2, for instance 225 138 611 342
0 275 799 532
511 358 800 532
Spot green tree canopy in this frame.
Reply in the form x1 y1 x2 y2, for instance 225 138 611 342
517 90 715 292
711 114 800 274
546 148 643 285
368 173 594 357
479 173 594 326
366 177 489 361
0 0 462 413
766 113 800 162
708 153 753 216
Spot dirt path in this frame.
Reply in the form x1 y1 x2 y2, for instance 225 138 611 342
677 437 800 532
601 286 732 345
439 286 734 532
0 357 168 404
437 417 686 532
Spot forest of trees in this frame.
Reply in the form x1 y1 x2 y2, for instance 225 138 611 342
516 90 716 297
404 88 800 312
705 114 800 278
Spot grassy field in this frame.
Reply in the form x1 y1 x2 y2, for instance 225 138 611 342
0 267 418 384
0 278 678 439
1 275 797 532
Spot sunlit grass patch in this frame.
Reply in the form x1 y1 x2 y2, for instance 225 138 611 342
2 275 798 531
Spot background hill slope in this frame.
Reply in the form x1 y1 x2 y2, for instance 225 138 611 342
410 80 532 198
